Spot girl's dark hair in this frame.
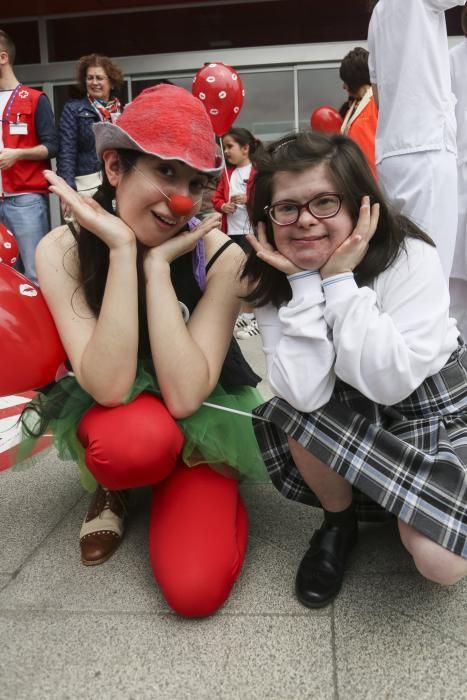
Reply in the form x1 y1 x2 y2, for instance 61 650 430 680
242 131 434 308
71 150 152 358
224 127 262 161
339 47 371 93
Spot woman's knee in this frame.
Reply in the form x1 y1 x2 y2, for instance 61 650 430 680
150 466 248 617
77 393 184 489
158 563 239 618
399 521 467 586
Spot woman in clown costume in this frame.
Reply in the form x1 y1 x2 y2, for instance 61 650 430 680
21 84 266 617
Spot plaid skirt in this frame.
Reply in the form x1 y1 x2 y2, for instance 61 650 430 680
253 342 467 559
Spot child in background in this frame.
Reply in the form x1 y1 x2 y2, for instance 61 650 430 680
213 128 261 338
339 47 378 178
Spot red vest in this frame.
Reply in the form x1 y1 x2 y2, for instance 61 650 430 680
1 85 50 194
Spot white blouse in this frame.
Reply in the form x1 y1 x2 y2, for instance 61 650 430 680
256 238 459 412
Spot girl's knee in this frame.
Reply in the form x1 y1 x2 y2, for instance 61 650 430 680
77 393 184 489
413 548 467 586
399 522 467 586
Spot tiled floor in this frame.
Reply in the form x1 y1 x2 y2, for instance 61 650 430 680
0 336 466 699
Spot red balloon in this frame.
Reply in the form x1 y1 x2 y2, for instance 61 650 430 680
0 224 19 267
0 264 67 396
192 63 244 136
310 106 343 134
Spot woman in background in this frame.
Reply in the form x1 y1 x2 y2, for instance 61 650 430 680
57 54 124 207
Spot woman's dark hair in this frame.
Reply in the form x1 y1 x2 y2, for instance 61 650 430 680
339 47 371 93
76 53 124 96
242 131 434 308
224 128 262 162
462 6 467 37
70 150 153 358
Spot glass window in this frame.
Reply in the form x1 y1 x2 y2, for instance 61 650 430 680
3 22 40 64
234 71 295 144
132 71 293 145
297 68 344 132
131 76 192 99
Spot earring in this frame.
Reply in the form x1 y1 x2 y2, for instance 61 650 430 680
111 198 117 213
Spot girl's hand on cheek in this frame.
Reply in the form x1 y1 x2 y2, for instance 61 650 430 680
246 222 303 276
320 197 380 280
45 170 136 250
144 212 222 271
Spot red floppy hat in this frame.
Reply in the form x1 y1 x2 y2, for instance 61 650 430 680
94 84 223 175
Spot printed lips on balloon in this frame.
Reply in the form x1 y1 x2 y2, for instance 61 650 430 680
0 224 19 267
0 264 67 396
192 63 245 136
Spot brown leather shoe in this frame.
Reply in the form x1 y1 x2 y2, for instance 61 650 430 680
80 486 129 566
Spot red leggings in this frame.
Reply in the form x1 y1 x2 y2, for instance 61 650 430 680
77 392 248 617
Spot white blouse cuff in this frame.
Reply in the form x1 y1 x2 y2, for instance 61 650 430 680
287 270 322 296
322 273 358 301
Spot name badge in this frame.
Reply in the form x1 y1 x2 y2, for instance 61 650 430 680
10 122 28 135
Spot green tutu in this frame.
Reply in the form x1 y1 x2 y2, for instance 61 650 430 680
18 361 268 491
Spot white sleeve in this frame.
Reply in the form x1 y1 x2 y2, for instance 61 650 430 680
422 0 465 10
322 241 454 405
255 271 336 412
367 17 377 84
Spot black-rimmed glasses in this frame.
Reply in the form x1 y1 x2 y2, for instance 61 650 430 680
265 192 344 226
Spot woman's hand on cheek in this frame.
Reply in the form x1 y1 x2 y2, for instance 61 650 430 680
320 197 380 280
45 170 136 251
246 222 303 276
144 212 222 272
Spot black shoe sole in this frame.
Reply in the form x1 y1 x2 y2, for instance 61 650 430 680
295 584 342 609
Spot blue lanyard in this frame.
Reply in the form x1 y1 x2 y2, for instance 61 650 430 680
2 84 24 125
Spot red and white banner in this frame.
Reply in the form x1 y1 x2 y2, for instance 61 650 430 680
0 392 52 471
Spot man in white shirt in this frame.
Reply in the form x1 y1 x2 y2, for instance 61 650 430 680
367 0 464 279
449 7 467 337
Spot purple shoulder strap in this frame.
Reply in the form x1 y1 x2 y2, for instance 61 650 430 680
188 217 206 291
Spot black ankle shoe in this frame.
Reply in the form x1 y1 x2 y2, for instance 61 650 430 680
295 520 358 609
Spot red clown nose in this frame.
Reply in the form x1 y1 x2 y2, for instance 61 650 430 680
168 194 194 216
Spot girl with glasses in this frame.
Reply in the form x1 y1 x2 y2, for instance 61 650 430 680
243 130 467 609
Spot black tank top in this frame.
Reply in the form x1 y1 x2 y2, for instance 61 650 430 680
170 247 260 389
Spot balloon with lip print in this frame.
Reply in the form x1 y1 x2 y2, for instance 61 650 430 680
0 224 19 267
192 63 245 136
0 264 67 396
310 105 343 134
